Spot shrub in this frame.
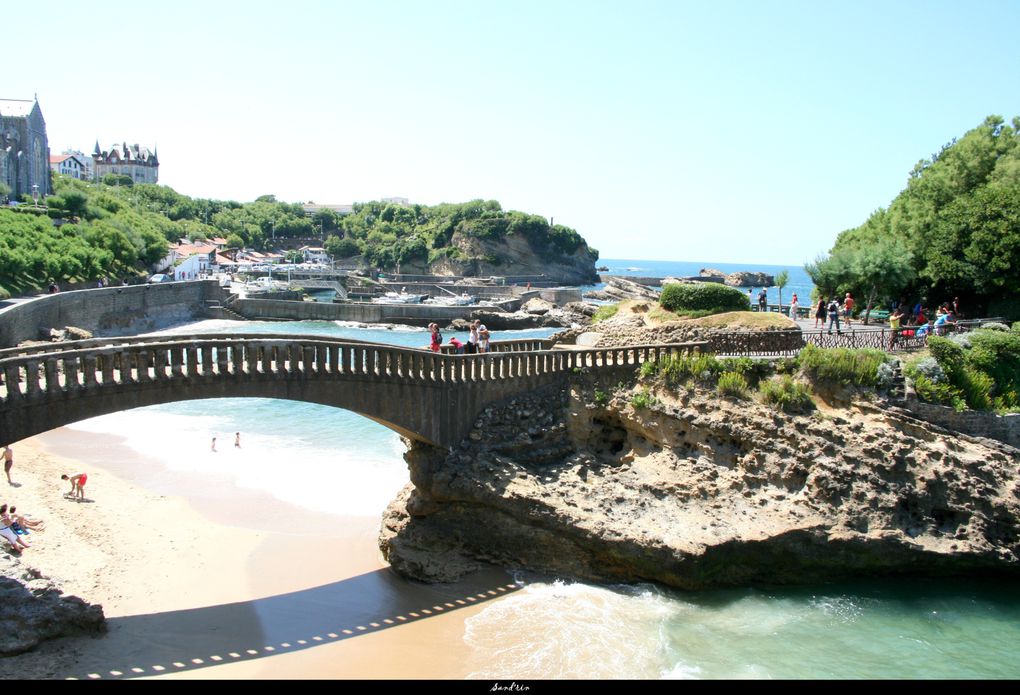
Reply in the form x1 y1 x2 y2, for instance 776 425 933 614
798 344 889 387
977 322 1010 332
717 371 750 400
659 282 749 315
631 390 657 409
912 374 965 410
592 303 620 323
908 357 947 384
758 375 815 413
594 389 608 407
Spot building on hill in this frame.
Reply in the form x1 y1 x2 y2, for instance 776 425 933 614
0 97 51 200
50 153 87 179
93 141 159 184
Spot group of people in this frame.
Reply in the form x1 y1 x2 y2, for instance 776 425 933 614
0 444 82 555
428 319 491 354
812 293 857 333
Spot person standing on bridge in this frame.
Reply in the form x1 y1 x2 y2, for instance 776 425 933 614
428 323 443 353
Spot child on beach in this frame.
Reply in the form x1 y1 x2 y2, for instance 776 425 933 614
61 472 88 501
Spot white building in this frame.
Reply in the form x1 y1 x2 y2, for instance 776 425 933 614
49 153 87 179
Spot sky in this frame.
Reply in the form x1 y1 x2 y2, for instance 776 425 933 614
6 0 1020 265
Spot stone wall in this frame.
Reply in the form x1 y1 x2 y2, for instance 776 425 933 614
0 281 226 347
232 298 493 326
902 395 1020 449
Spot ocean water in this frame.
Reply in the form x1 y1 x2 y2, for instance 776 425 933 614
61 313 1020 679
599 257 816 307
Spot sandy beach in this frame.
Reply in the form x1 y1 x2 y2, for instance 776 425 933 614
0 429 518 680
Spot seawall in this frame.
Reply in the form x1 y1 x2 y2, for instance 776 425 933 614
0 281 227 348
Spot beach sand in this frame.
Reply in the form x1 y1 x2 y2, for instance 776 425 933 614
0 430 516 680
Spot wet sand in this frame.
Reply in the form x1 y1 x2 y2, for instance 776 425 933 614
0 430 517 679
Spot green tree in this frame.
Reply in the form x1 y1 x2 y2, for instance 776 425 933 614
324 235 359 259
775 269 789 312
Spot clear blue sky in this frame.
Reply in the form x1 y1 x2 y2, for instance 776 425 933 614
8 0 1020 264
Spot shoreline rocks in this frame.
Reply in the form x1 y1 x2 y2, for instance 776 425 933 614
0 560 106 656
380 376 1020 589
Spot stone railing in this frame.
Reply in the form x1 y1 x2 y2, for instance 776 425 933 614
0 337 707 405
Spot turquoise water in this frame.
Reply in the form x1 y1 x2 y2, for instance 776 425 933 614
66 317 1020 679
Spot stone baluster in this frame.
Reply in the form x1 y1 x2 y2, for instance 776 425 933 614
216 345 229 375
2 364 22 401
316 344 327 374
44 358 59 392
83 354 99 387
153 348 168 380
137 349 153 382
303 345 316 374
23 361 41 397
184 346 198 379
100 351 115 385
120 350 136 383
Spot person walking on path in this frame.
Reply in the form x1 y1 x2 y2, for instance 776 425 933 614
211 437 217 452
789 293 799 320
3 445 13 485
814 299 826 329
843 293 855 327
827 297 842 335
61 472 88 501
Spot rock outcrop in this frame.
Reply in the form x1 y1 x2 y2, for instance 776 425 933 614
699 269 775 288
0 560 106 655
429 230 598 285
381 376 1020 589
582 277 660 303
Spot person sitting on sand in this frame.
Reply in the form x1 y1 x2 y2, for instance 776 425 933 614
8 506 44 531
61 472 88 501
0 504 30 552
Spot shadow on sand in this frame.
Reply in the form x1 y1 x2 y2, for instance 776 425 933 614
58 567 518 680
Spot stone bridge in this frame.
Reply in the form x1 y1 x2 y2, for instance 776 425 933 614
0 334 705 448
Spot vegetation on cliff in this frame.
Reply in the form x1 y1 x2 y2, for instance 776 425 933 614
905 324 1020 412
0 177 598 297
807 115 1020 318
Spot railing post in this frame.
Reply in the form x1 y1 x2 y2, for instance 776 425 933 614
2 365 23 401
119 349 136 383
101 351 115 384
184 346 198 379
316 344 328 374
217 344 230 375
83 354 99 387
137 349 153 382
44 358 59 392
303 345 315 375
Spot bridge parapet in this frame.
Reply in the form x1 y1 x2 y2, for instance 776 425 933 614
0 336 707 447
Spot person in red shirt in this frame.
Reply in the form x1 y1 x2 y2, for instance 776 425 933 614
843 293 855 326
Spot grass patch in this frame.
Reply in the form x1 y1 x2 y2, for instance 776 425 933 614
717 371 750 400
686 311 796 330
758 375 815 413
592 303 620 323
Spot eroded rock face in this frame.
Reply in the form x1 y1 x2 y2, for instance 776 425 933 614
380 378 1020 589
0 561 106 655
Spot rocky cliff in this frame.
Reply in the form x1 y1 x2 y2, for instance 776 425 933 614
380 375 1020 589
428 230 598 284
